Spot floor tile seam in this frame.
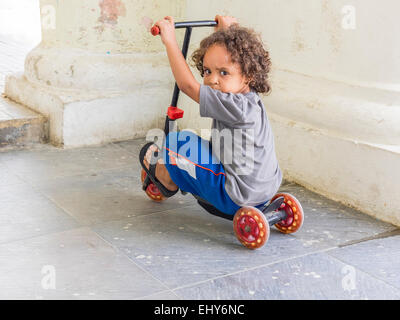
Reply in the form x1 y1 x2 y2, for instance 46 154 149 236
0 142 53 155
0 56 24 62
84 202 198 229
111 141 136 153
0 225 179 299
1 159 197 228
111 140 146 156
43 163 139 184
0 145 50 154
0 225 90 248
16 178 86 228
0 105 15 118
0 39 33 47
2 170 102 235
90 229 173 293
18 181 196 229
0 167 90 241
269 195 394 233
0 116 45 125
325 250 400 293
0 140 140 155
0 180 26 188
62 143 140 154
278 185 394 225
24 144 139 156
0 53 30 59
0 224 174 297
169 246 339 293
1 161 139 187
336 229 400 249
0 100 45 116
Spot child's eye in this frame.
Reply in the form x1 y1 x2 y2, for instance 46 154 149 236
220 70 228 76
204 69 211 75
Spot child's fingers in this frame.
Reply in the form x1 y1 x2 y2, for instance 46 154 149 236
155 16 173 28
154 18 168 31
153 17 177 44
153 18 169 36
214 15 239 30
164 16 174 25
214 15 222 31
154 19 163 28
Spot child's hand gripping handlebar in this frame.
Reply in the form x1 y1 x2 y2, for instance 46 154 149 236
151 20 218 36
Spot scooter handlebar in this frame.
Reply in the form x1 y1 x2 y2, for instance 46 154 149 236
151 20 218 36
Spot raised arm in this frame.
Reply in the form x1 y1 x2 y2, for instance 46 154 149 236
154 16 200 103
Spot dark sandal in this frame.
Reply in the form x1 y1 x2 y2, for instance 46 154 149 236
139 142 179 198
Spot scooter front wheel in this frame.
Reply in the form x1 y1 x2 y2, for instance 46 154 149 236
233 207 270 250
141 169 167 202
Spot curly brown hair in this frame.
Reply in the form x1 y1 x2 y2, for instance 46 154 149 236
191 25 272 94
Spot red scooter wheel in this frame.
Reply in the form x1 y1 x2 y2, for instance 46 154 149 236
271 193 304 234
141 169 167 202
233 207 270 250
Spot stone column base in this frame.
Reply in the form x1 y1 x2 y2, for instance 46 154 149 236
4 47 174 148
5 74 172 147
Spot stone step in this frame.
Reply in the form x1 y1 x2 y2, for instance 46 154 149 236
0 93 48 150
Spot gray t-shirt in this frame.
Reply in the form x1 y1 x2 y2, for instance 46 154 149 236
199 84 282 207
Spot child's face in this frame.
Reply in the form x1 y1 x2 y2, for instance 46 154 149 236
202 44 250 94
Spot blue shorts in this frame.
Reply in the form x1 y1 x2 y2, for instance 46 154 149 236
162 131 266 216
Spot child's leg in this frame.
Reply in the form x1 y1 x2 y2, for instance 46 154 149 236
162 130 241 216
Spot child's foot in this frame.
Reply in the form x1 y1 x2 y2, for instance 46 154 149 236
143 145 179 192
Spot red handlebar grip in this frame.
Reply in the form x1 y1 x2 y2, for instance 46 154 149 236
151 25 160 36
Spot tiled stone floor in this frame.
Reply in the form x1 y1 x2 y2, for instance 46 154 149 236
0 138 399 300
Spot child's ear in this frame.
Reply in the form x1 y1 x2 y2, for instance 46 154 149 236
247 78 257 91
246 77 254 86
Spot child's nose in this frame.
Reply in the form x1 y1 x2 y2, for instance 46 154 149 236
210 74 219 84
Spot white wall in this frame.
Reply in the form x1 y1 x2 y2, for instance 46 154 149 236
185 0 400 89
